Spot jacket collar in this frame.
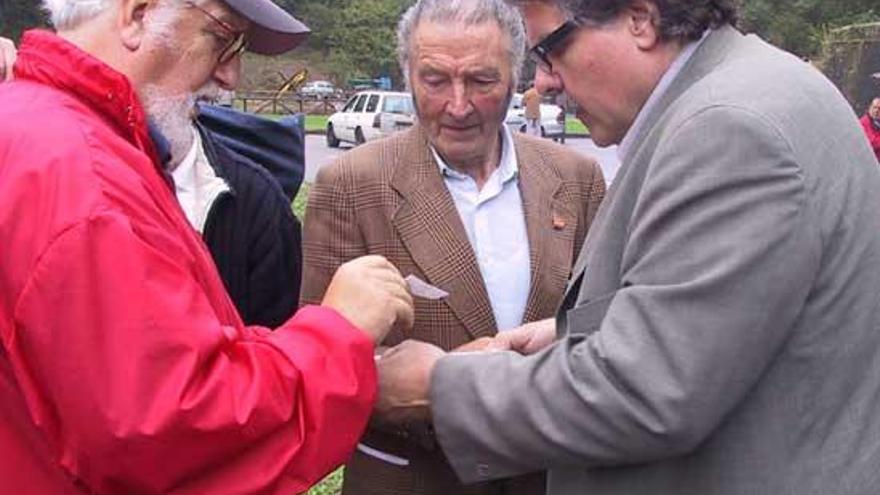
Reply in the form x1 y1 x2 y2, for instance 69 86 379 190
389 125 497 338
15 30 161 169
568 25 746 289
389 125 569 337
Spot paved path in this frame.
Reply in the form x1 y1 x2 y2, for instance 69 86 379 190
304 134 621 185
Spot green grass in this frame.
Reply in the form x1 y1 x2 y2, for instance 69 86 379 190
293 182 310 218
305 115 330 133
566 116 588 135
307 469 344 495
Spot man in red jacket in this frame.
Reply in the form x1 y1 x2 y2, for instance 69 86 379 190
860 97 880 163
0 1 414 494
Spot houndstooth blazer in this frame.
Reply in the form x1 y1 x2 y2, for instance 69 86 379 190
300 124 605 495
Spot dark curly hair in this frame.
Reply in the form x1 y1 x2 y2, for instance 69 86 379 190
521 0 740 41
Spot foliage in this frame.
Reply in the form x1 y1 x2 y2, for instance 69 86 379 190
0 0 48 41
5 0 877 71
279 0 415 87
739 0 879 57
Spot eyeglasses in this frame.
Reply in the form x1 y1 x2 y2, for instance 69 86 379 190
185 1 248 64
528 21 579 74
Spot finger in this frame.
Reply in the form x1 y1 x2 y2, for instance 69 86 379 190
484 338 512 352
395 298 415 331
0 47 8 82
494 327 531 351
365 267 409 289
349 254 394 270
2 39 15 82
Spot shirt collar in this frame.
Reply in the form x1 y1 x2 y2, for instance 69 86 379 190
431 124 519 183
617 30 710 160
171 127 230 233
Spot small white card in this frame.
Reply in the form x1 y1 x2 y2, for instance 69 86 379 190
405 275 449 300
357 442 410 466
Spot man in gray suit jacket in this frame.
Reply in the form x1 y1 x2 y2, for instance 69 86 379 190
374 0 880 493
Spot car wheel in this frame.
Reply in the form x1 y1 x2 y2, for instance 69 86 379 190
355 127 366 145
540 126 546 138
326 124 340 148
519 124 527 133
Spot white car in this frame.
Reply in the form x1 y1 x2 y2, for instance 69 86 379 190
505 93 566 140
326 91 415 147
299 80 337 98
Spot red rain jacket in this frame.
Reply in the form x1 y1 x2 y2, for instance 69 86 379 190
0 30 376 494
861 114 880 163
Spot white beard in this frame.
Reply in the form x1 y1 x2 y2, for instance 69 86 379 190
140 83 220 169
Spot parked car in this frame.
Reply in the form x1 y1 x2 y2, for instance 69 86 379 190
299 80 337 98
505 93 566 141
326 91 415 147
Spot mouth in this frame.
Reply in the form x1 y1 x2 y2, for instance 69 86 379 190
441 124 480 134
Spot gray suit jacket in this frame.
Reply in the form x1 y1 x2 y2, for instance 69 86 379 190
431 26 880 494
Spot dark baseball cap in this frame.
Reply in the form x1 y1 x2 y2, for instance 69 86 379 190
222 0 310 55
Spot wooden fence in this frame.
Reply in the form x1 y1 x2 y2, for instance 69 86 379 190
233 90 349 115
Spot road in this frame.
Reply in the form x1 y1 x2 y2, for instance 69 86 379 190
304 134 621 185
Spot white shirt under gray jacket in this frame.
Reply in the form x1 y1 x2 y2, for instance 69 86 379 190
430 25 880 494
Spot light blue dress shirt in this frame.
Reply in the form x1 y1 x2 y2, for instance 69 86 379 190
430 127 531 331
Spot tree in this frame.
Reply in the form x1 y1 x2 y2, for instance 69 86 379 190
0 0 48 41
281 0 414 86
740 0 879 57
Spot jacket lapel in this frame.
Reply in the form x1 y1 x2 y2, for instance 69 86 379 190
390 126 497 339
564 25 744 296
514 136 576 323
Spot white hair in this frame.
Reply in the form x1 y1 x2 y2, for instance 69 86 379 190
397 0 527 91
42 0 184 35
42 0 112 31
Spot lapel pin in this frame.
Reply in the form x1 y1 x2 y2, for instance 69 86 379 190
552 215 567 230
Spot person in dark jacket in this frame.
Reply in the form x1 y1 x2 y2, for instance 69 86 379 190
193 105 305 327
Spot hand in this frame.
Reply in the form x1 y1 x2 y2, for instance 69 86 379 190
452 336 510 353
490 318 557 355
374 340 445 425
322 256 414 344
0 37 16 82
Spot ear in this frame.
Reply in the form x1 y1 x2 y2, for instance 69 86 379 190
119 0 154 52
626 0 661 51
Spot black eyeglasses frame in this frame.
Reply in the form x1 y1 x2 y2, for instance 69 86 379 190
528 21 579 74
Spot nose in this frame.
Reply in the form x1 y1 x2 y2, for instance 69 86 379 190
213 55 241 91
534 67 562 97
446 81 473 120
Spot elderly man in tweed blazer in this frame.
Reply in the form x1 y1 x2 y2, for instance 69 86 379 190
300 1 604 494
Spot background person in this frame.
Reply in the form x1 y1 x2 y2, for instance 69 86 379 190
0 1 413 493
300 1 605 494
860 96 880 162
374 1 880 494
175 103 307 327
522 82 542 135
